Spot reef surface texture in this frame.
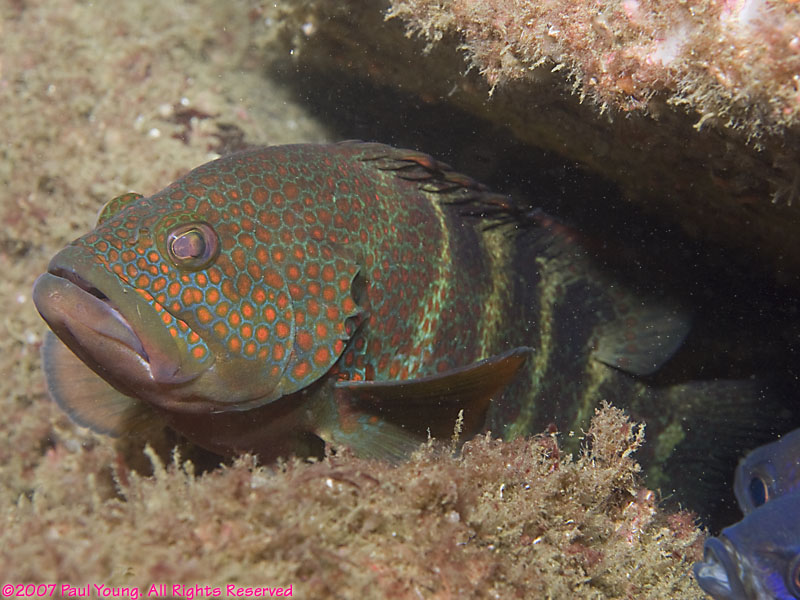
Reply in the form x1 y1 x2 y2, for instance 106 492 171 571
1 0 705 596
272 0 800 286
390 0 800 136
3 400 704 598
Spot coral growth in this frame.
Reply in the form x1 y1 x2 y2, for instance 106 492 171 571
1 405 703 598
388 0 800 138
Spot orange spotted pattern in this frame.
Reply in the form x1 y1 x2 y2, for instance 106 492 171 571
72 142 497 403
44 141 690 460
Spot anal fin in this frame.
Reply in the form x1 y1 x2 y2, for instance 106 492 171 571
41 331 161 437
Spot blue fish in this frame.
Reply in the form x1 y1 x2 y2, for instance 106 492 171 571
734 429 800 515
693 489 800 600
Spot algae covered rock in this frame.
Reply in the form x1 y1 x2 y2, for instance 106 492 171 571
0 404 704 598
265 0 800 287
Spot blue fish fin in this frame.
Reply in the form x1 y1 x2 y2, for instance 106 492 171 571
592 304 690 376
41 332 162 436
324 347 533 460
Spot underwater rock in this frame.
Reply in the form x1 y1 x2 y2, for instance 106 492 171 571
0 404 705 598
265 0 800 287
389 0 800 137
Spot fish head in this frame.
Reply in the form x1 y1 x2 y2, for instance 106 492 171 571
735 429 800 515
694 491 800 600
33 153 364 414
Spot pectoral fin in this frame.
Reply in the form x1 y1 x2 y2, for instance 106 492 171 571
321 347 532 460
41 331 161 436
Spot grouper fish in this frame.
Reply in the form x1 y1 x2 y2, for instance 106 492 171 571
33 142 693 461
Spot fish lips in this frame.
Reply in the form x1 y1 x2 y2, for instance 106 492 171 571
694 536 750 600
33 245 205 391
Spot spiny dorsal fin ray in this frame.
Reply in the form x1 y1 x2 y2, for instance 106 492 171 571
346 141 578 257
347 141 492 200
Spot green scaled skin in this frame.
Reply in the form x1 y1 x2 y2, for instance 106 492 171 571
32 142 691 462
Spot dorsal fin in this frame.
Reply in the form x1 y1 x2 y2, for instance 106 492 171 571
346 141 576 257
346 141 497 202
41 332 162 436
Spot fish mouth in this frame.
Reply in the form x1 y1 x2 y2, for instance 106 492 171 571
45 265 148 361
33 245 204 392
693 536 749 600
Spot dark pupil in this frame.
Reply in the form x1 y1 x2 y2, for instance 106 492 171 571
172 230 205 259
748 476 769 507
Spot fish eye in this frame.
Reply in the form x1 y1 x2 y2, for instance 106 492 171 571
166 222 219 270
786 553 800 596
748 475 770 508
